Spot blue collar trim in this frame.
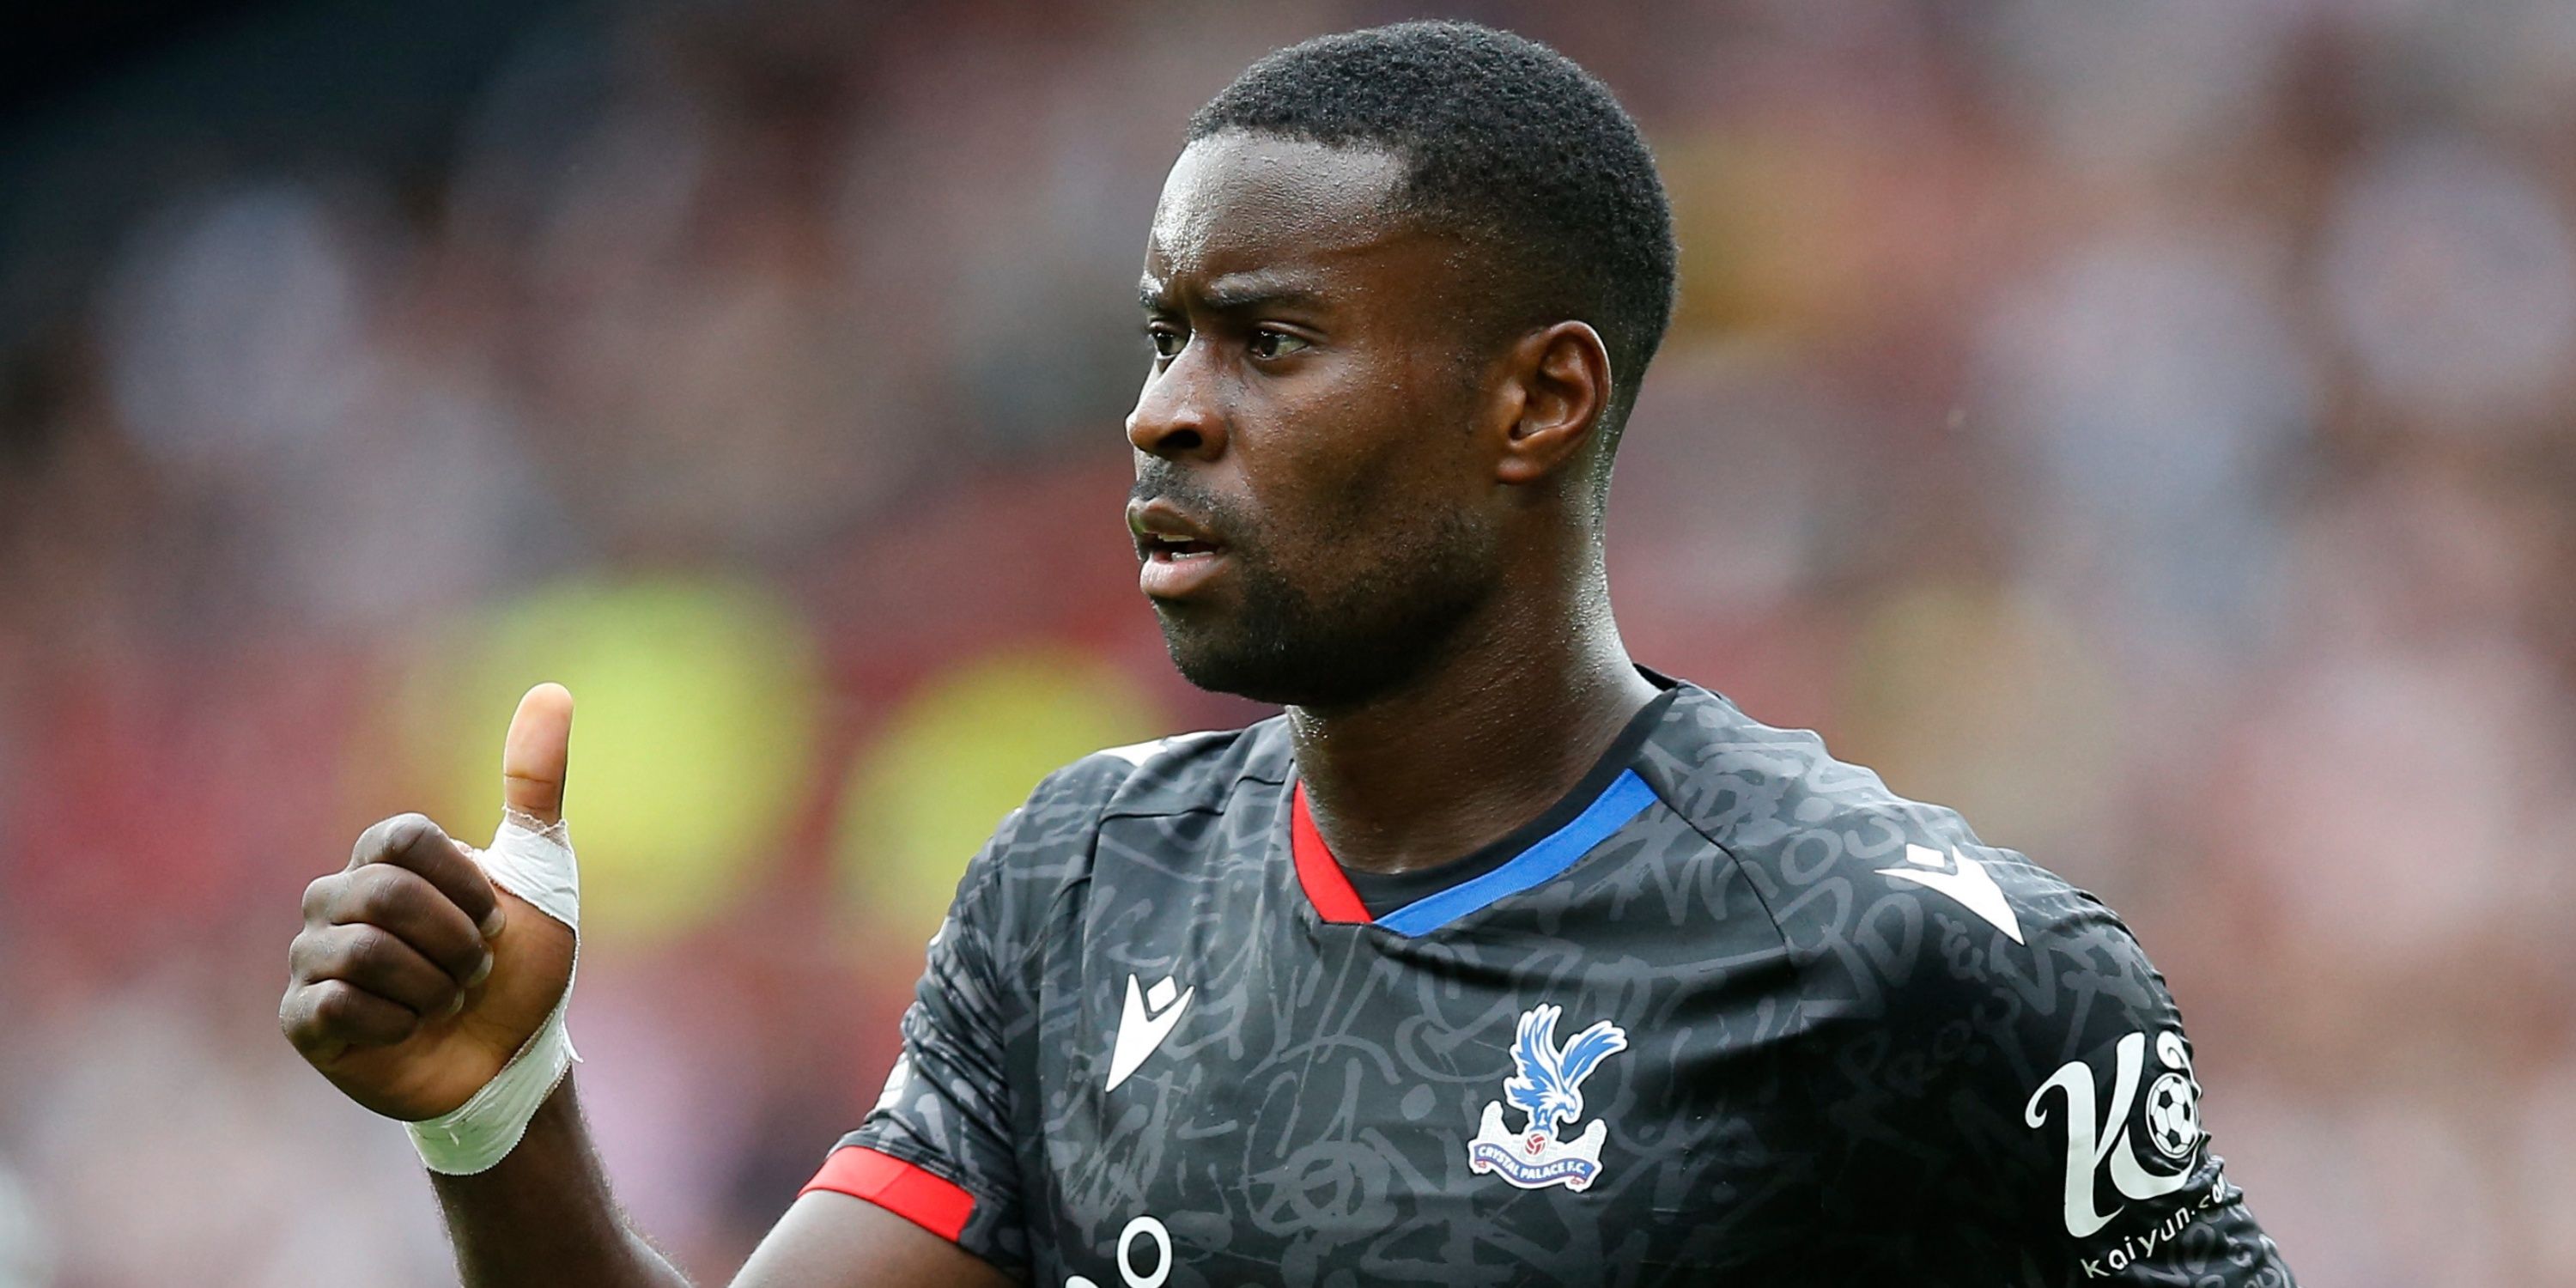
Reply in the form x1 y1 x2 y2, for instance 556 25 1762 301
1372 769 1659 937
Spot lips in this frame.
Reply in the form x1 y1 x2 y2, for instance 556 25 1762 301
1128 500 1224 558
1139 532 1221 559
1128 501 1230 600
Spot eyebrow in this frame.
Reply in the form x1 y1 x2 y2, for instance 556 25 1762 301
1139 270 1328 314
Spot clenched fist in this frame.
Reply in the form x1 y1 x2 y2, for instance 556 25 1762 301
281 683 578 1122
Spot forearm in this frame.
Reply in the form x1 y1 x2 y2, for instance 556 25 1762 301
428 1078 693 1288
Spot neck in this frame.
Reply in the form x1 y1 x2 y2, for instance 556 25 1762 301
1286 578 1659 877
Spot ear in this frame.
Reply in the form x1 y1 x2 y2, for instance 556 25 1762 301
1492 321 1612 488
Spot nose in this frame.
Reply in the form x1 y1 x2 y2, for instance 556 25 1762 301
1125 342 1227 461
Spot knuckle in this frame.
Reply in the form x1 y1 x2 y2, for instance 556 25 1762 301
305 981 351 1027
350 812 433 866
309 980 381 1029
282 1010 325 1053
349 817 395 864
300 873 340 921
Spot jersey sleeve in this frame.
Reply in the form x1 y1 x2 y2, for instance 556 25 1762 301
802 802 1042 1278
1799 840 2299 1286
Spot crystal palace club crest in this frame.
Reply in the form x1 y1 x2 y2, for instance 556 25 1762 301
1467 1004 1630 1192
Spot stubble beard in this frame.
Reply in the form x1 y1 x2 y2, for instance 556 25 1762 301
1154 502 1496 710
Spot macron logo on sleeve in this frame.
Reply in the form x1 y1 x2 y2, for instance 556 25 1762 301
1877 843 2025 944
1106 974 1194 1091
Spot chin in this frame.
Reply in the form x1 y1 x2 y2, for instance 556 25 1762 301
1159 621 1300 706
1157 613 1415 710
1148 544 1486 708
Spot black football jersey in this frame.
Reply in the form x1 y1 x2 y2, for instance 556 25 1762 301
804 676 2296 1286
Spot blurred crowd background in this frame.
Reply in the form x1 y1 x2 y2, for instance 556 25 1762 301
3 0 2573 1284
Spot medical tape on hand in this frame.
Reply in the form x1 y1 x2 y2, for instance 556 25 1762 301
406 811 581 1176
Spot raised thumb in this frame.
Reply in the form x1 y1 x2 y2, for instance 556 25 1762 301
501 683 574 827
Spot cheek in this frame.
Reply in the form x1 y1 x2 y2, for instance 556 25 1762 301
1232 346 1485 560
1237 444 1467 607
1247 424 1412 549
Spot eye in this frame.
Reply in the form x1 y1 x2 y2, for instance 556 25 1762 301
1247 327 1310 361
1146 323 1186 361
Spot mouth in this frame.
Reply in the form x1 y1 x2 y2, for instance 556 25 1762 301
1139 533 1222 563
1128 501 1231 599
1127 501 1225 561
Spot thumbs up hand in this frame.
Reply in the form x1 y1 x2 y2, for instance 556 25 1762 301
281 684 580 1123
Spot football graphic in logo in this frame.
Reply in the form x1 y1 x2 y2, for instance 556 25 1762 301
2142 1070 2202 1161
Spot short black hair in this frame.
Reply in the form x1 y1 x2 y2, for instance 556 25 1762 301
1189 21 1678 451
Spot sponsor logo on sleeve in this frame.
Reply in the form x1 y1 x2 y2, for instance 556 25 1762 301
2027 1028 2221 1276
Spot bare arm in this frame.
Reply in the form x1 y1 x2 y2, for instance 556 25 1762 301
424 1080 690 1288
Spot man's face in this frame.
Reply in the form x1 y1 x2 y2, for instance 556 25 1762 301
1127 131 1504 708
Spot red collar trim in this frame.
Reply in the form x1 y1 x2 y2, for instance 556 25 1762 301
1289 781 1371 924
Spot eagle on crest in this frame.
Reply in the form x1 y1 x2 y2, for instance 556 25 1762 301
1503 1003 1629 1139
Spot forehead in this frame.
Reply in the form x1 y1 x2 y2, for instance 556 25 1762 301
1142 131 1419 293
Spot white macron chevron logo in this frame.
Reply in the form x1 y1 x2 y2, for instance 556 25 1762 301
1877 843 2025 944
1106 974 1194 1091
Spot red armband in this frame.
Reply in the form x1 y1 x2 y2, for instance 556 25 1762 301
801 1145 976 1242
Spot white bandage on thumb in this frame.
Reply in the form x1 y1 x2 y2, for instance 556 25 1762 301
405 813 582 1176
